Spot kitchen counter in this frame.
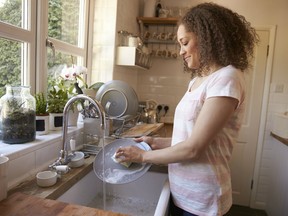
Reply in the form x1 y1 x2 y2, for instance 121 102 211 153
7 154 96 200
271 132 288 146
1 135 168 216
0 192 128 216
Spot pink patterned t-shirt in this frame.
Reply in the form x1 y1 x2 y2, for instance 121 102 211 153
169 65 245 216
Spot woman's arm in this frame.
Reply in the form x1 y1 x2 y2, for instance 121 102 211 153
117 96 238 165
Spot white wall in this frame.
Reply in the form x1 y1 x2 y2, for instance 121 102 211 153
91 0 118 83
113 0 140 92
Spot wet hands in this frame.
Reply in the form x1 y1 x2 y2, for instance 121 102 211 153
115 145 145 164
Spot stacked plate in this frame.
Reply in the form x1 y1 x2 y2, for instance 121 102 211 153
95 80 139 118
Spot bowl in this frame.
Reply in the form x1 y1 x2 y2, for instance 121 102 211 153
69 151 85 168
36 171 57 187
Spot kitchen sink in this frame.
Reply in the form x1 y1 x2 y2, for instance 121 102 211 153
57 169 170 216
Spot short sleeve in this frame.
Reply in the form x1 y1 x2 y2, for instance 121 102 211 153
205 67 245 108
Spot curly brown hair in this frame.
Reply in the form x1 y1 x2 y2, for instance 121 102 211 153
179 3 259 77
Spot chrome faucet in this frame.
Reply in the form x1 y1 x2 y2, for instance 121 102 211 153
50 95 106 168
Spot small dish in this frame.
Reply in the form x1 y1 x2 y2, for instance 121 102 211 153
36 171 57 187
69 151 85 168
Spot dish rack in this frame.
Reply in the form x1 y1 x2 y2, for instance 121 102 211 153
81 114 140 154
109 114 140 137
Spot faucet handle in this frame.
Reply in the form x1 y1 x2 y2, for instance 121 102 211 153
55 165 70 173
49 165 70 175
70 138 76 152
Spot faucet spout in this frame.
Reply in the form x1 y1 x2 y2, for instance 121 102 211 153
60 94 106 165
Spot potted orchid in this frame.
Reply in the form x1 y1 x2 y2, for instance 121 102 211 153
52 64 105 127
59 64 104 127
60 64 104 97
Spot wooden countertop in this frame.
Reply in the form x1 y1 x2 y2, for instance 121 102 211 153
271 132 288 146
7 155 96 200
0 192 128 216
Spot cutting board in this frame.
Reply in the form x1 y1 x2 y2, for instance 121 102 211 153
0 192 128 216
121 123 164 138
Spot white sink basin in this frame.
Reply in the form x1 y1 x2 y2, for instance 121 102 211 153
57 169 170 216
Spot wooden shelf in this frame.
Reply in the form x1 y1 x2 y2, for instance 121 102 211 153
271 132 288 146
137 17 179 25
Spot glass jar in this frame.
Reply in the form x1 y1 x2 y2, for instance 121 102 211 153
0 86 36 144
118 30 129 46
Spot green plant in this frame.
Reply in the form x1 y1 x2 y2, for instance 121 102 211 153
75 75 104 91
47 78 70 113
6 96 25 114
47 86 69 113
34 92 48 115
1 86 36 144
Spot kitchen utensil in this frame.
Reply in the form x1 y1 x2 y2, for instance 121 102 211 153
93 138 151 184
95 80 139 118
146 99 158 123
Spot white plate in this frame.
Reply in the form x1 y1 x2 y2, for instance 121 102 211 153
95 80 139 118
93 138 152 184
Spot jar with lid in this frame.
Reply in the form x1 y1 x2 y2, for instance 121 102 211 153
118 30 129 46
0 85 36 144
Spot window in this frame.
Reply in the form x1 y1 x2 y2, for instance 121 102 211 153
47 0 90 87
0 0 36 96
0 0 92 96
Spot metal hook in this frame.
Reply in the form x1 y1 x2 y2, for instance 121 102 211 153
46 38 55 63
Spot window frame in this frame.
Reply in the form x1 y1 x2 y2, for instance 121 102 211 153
36 0 93 93
0 0 36 91
0 0 93 94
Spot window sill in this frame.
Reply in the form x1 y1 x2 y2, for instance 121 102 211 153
2 124 84 190
0 125 83 161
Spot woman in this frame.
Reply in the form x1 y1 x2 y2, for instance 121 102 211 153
116 3 258 216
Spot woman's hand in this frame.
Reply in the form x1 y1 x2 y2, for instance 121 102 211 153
115 145 145 163
115 136 172 165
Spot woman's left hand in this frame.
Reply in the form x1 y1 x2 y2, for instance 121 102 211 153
115 146 145 163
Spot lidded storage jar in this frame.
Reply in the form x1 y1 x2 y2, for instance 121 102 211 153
0 86 36 144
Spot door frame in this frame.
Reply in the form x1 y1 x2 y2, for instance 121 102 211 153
250 25 277 209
